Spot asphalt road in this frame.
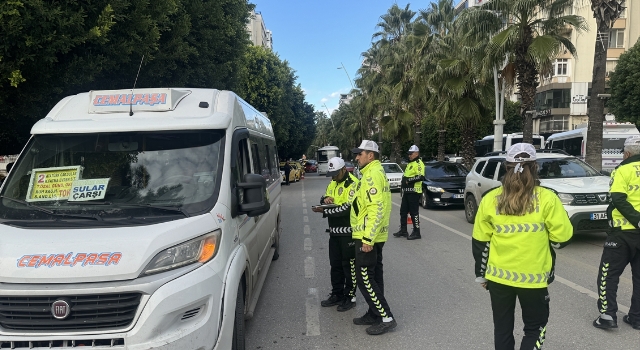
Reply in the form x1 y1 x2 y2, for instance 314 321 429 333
245 173 640 349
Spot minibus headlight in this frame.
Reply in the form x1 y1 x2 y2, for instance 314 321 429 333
141 230 221 276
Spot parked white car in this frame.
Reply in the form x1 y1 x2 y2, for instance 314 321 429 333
381 162 404 191
464 151 610 233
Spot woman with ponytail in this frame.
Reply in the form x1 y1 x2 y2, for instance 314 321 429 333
472 143 573 350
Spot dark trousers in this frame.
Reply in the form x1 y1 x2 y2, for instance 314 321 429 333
596 231 640 322
400 192 420 231
328 235 357 299
355 241 393 319
488 281 549 350
284 171 291 185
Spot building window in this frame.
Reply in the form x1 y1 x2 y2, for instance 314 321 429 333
606 60 618 77
554 59 568 76
609 29 624 48
539 116 569 133
535 88 571 111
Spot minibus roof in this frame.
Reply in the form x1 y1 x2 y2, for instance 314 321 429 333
30 88 274 137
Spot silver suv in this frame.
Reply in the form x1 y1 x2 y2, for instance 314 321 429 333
464 151 611 233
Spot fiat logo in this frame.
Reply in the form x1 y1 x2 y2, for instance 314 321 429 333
51 299 71 320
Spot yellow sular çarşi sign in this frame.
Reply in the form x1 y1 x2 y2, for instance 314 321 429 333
26 166 82 202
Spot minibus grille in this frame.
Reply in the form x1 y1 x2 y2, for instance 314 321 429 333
0 293 141 331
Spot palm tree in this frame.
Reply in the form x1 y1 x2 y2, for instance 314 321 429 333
420 0 458 160
434 22 495 169
461 0 587 143
586 0 625 171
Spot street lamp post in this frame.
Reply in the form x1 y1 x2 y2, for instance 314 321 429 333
337 62 355 90
493 60 508 152
322 103 335 128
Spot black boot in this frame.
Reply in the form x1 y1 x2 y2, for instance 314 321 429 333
392 227 408 237
407 228 421 240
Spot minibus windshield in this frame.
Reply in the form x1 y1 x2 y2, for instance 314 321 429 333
0 130 224 225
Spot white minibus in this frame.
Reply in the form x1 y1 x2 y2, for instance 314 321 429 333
0 88 281 349
316 145 340 175
474 133 545 157
546 121 640 171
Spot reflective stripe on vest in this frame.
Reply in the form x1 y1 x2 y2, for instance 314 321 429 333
486 265 549 284
493 223 545 233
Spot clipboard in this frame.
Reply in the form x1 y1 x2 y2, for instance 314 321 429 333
312 204 339 209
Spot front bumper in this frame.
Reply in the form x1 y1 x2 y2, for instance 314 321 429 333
568 205 609 233
0 263 224 350
428 191 464 206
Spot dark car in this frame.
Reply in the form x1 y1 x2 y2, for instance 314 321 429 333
421 162 468 209
344 161 355 173
304 160 317 173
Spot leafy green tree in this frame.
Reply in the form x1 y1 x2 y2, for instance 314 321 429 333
461 0 587 144
238 46 316 159
609 37 640 125
0 0 253 154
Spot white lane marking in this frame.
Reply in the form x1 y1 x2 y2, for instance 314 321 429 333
302 198 306 203
304 237 313 251
304 216 309 222
304 225 310 235
302 192 305 198
303 209 308 214
303 203 307 208
306 287 321 336
392 201 632 313
305 257 315 278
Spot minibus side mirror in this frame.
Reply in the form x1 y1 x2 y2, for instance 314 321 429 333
237 174 270 217
600 170 611 176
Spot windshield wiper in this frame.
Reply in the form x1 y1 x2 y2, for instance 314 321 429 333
64 200 190 217
0 196 101 221
113 202 190 218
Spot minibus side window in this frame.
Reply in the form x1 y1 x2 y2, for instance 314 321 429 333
272 145 279 182
264 145 273 182
236 139 251 204
251 142 261 175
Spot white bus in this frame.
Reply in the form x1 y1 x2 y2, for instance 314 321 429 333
546 121 640 171
0 88 282 349
474 133 545 157
316 145 340 175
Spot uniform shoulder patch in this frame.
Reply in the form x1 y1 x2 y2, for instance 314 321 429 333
369 187 378 195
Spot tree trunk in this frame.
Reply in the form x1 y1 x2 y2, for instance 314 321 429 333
586 4 614 171
413 108 422 146
515 28 536 144
437 129 446 161
390 141 400 163
460 124 476 170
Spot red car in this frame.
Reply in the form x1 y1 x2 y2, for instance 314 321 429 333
304 161 317 173
344 161 355 173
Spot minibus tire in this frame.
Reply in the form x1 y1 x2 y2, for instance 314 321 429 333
272 216 281 261
232 283 245 350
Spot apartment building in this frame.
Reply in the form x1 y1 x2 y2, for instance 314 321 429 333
247 10 273 49
534 0 639 136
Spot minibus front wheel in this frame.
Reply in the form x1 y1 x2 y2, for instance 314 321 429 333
232 282 246 350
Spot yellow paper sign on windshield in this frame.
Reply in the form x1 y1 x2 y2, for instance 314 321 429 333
26 166 82 202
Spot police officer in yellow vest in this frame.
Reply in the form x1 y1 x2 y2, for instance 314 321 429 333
393 145 424 240
350 140 396 335
593 135 640 330
312 157 359 312
472 143 572 350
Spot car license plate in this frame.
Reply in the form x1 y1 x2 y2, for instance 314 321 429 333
591 212 607 220
453 194 464 199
